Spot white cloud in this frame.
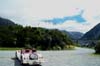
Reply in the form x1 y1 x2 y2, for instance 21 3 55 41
55 21 94 33
0 0 100 33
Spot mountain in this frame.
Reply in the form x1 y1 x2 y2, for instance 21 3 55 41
81 23 100 40
62 30 84 40
0 17 16 26
68 32 84 40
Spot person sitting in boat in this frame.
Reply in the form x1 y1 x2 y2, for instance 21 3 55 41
32 48 37 52
29 48 38 60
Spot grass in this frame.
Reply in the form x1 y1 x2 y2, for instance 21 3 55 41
0 47 22 51
0 45 75 51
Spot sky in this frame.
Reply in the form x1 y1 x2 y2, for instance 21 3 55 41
0 0 100 33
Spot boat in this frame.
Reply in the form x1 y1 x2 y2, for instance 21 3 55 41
15 48 44 66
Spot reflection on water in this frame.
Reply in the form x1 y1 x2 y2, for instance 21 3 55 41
14 59 22 66
14 58 34 66
0 47 100 66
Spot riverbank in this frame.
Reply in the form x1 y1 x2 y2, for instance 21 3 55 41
0 45 75 51
0 47 22 51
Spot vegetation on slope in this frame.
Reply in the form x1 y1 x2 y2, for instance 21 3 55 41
0 25 74 50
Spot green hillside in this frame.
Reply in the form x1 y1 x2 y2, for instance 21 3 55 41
0 17 74 50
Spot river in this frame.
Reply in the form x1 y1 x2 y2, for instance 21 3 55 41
0 47 100 66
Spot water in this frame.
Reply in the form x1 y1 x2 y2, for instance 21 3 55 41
0 47 100 66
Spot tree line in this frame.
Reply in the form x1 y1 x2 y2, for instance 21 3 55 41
0 25 74 50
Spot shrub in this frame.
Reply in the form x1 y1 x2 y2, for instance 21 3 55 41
95 41 100 54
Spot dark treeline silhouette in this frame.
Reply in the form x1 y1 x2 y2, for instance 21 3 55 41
0 25 74 50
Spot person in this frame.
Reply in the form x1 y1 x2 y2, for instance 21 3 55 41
29 48 38 60
21 47 32 54
32 48 37 53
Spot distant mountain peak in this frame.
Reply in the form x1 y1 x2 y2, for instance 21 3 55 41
81 23 100 40
0 17 15 26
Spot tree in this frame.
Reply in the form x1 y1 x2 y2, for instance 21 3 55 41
95 41 100 54
0 25 74 50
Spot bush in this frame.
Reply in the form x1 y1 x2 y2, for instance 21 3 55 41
95 41 100 54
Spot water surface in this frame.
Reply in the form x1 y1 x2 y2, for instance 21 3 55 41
0 47 100 66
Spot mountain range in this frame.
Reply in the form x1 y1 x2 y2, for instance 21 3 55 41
0 17 84 40
1 16 100 41
62 30 84 40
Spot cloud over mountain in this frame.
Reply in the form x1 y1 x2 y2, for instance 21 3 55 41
0 0 100 33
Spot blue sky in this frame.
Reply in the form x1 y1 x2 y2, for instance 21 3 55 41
0 0 100 33
42 10 86 24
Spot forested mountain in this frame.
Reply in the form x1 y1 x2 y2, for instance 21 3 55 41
0 17 74 50
81 23 100 40
0 17 16 26
81 23 100 53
